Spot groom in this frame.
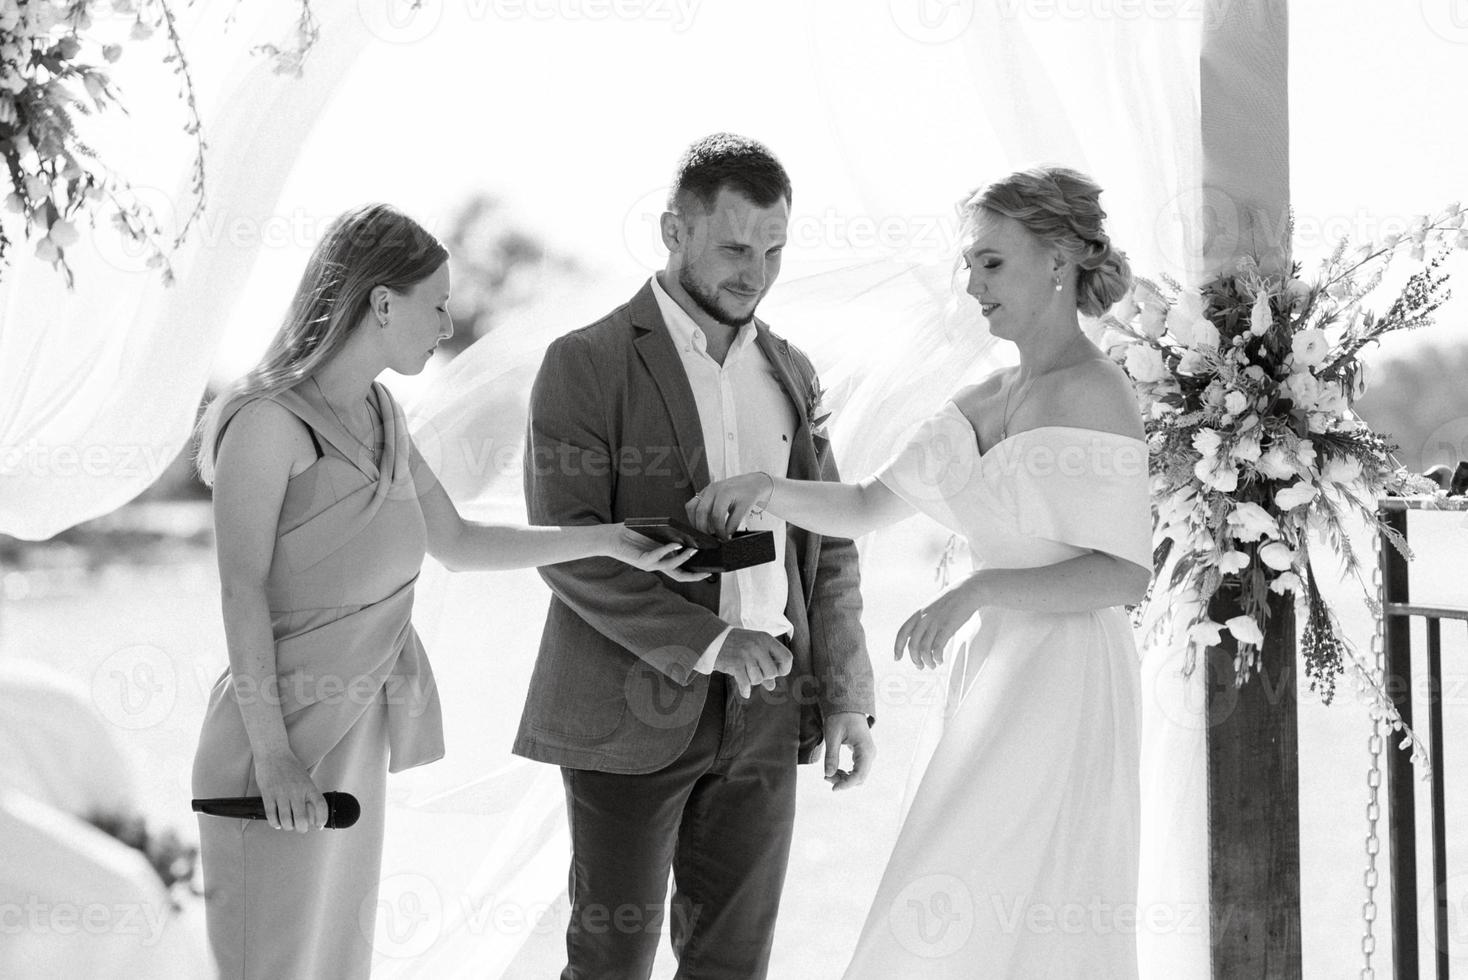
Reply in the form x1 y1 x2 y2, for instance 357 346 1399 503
517 133 876 979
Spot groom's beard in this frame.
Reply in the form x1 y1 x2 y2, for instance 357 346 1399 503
678 268 761 328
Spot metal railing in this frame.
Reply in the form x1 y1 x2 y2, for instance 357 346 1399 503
1379 498 1468 979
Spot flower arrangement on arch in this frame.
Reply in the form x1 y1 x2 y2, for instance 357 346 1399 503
1101 204 1464 750
0 0 318 286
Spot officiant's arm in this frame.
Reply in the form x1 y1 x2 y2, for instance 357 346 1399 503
407 440 703 578
520 333 732 682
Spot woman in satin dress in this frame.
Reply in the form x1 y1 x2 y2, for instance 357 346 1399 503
190 204 701 979
692 167 1152 978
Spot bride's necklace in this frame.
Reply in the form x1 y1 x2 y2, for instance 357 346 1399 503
999 336 1096 441
999 371 1036 442
312 376 380 464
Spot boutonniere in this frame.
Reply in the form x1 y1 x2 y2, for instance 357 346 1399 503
806 377 831 436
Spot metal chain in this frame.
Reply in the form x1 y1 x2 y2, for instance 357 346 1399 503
1361 558 1385 979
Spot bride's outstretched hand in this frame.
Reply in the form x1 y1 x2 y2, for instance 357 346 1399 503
894 574 986 669
608 525 711 582
685 473 773 538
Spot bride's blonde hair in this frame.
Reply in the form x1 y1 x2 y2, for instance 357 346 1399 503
962 166 1132 317
193 203 447 486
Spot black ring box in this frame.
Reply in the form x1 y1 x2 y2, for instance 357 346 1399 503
625 517 777 574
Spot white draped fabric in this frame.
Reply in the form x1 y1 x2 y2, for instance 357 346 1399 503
1 5 1221 976
0 1 375 540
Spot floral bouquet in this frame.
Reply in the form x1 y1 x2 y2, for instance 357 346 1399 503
1100 205 1464 728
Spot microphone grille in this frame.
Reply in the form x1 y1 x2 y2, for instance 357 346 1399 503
323 791 362 829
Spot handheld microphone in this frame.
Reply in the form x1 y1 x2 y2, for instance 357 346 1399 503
191 791 361 829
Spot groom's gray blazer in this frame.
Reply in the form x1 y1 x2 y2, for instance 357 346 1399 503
513 280 874 774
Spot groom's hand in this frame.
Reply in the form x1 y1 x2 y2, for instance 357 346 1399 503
823 711 875 792
713 629 793 699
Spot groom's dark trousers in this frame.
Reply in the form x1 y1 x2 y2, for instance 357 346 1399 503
515 281 874 980
561 670 799 979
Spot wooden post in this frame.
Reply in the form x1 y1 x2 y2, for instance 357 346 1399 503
1199 3 1301 977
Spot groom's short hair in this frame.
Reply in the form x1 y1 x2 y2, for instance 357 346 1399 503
669 133 792 215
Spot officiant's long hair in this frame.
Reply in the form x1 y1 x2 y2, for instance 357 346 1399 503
964 166 1132 316
193 203 448 486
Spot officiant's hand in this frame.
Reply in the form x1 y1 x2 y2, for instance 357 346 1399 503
894 574 985 670
823 711 875 791
714 628 793 698
254 748 329 833
686 473 773 539
608 524 711 581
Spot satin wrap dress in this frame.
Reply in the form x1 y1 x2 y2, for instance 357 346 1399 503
192 380 444 980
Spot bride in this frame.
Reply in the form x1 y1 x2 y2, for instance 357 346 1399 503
689 165 1152 978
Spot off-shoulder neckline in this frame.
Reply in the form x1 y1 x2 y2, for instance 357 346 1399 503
942 400 1146 458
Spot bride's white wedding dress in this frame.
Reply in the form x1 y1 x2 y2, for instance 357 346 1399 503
844 402 1152 979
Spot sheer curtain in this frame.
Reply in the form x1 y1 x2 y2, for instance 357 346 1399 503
1 4 1212 975
0 0 374 540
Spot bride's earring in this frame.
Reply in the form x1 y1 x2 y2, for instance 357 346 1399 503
1053 275 1063 292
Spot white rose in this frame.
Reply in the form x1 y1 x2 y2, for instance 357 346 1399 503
1230 431 1262 463
1274 480 1319 511
1294 439 1316 473
1177 349 1210 376
1192 427 1223 459
1255 445 1297 480
1188 620 1224 648
1284 371 1321 410
1269 571 1303 594
1249 291 1273 336
1322 454 1363 485
1226 614 1265 647
1227 501 1278 542
1259 541 1295 571
1123 344 1167 383
24 174 48 201
3 192 23 214
34 238 60 263
1217 551 1250 573
1290 329 1329 369
1313 381 1348 416
1195 455 1240 493
1224 390 1249 416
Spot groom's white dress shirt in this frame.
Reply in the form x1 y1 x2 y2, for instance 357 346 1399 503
651 274 796 673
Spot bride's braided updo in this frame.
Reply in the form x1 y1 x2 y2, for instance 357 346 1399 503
963 166 1132 317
